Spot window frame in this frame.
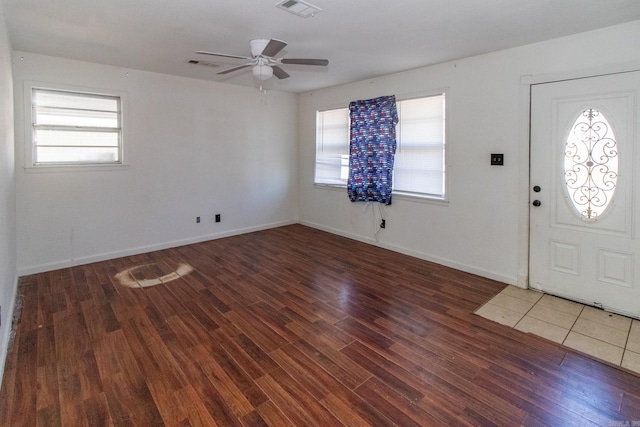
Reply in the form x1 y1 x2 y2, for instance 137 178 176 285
314 105 351 187
23 81 129 172
313 90 449 203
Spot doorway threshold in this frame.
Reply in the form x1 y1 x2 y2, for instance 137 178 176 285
475 285 640 375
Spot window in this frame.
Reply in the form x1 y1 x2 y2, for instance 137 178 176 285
315 107 350 185
31 88 122 166
314 93 446 199
564 108 618 221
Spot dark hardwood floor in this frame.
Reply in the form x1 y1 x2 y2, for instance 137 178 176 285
1 224 639 426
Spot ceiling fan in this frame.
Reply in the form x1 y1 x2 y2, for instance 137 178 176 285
194 38 329 81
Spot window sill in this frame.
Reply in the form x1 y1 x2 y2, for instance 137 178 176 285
313 183 449 206
313 183 346 192
392 191 449 206
24 163 130 174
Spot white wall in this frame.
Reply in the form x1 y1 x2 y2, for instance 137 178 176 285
298 21 640 286
0 1 17 384
13 53 299 274
10 21 640 284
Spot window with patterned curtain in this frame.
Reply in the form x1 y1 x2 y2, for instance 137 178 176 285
347 95 399 205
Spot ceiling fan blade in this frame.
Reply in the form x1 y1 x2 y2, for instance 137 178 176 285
272 66 290 80
261 39 287 57
217 64 252 75
280 58 329 66
196 51 252 61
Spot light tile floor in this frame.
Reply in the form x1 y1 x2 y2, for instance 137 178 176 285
475 285 640 375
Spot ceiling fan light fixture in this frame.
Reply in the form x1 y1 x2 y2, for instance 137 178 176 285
252 64 273 80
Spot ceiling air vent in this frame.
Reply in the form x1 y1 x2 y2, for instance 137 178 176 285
187 59 219 68
275 0 322 18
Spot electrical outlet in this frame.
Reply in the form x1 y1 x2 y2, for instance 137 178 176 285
491 153 504 165
196 217 200 223
215 214 221 223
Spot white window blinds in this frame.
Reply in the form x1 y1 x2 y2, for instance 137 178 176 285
315 107 350 185
394 95 445 198
32 88 122 165
314 93 446 199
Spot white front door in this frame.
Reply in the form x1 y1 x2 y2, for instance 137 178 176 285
529 71 640 318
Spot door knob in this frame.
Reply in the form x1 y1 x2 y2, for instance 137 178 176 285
533 185 541 192
532 200 541 207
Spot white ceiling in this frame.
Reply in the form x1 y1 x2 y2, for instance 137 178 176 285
3 0 640 93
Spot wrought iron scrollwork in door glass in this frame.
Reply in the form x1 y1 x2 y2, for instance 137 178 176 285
564 108 618 221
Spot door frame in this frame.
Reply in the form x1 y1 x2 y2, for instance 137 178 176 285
517 61 640 290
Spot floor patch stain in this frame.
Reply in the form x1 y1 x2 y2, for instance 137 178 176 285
115 262 194 288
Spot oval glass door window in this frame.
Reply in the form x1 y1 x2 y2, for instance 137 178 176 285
564 108 618 221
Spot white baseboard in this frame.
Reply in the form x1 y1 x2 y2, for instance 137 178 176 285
517 273 529 289
17 220 297 276
300 220 516 286
0 272 19 387
18 218 517 284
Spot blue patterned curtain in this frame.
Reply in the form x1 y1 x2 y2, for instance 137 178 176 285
347 95 399 205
